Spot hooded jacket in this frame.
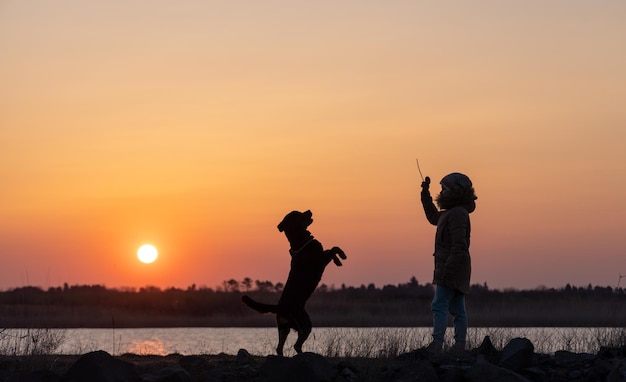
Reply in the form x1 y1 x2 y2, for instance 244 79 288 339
421 188 475 294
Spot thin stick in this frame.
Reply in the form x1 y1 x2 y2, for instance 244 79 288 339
415 159 424 181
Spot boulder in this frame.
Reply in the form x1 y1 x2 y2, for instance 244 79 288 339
554 350 596 368
607 358 626 382
466 355 531 382
438 366 466 382
236 348 255 366
178 355 210 379
589 358 617 381
599 345 626 359
500 338 534 371
141 364 192 382
65 350 140 382
5 370 61 382
388 360 438 382
260 352 336 382
337 365 358 381
396 348 431 361
475 336 500 364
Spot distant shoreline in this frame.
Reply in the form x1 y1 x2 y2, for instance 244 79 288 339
2 281 624 328
1 304 624 329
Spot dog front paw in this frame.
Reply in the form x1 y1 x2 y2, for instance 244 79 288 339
331 247 346 266
332 256 343 266
332 246 347 259
338 248 347 260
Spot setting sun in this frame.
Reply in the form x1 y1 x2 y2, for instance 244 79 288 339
137 244 158 264
1 2 625 291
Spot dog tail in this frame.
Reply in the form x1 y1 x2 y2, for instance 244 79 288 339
241 295 279 314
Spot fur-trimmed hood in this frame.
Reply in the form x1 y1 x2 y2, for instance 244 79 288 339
436 188 477 212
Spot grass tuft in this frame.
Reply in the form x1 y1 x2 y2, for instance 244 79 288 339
0 328 67 356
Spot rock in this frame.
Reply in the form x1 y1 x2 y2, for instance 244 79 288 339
3 344 626 382
607 358 626 382
65 350 140 382
396 347 431 361
260 352 336 382
338 365 358 381
438 366 465 382
5 370 61 382
236 348 255 366
259 354 291 375
554 350 596 365
589 358 616 381
466 355 531 382
553 349 596 380
0 357 21 373
475 335 500 364
141 364 192 382
521 366 548 382
334 360 360 382
178 355 210 379
500 338 534 372
388 360 438 382
599 345 626 359
179 355 207 369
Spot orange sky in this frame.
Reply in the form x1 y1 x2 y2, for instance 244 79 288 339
1 2 625 291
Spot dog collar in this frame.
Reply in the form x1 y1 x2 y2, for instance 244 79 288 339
289 237 315 256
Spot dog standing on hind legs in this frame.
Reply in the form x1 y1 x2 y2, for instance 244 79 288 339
242 210 347 356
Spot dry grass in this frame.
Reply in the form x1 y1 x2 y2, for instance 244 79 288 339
0 328 67 356
315 327 626 358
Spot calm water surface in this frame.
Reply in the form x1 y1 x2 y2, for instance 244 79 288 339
44 327 622 356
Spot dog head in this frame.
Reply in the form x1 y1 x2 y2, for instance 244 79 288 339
277 210 313 233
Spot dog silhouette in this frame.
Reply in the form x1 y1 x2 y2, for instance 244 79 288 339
242 210 346 355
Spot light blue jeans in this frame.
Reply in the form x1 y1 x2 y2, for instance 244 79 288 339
431 284 467 346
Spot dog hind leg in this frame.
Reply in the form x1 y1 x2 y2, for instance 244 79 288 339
293 310 312 354
276 315 291 356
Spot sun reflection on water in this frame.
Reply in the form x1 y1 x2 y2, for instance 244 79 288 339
127 339 168 356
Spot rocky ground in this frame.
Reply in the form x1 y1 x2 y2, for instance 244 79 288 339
1 337 625 381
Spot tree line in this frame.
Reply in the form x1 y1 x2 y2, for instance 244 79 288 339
0 278 624 328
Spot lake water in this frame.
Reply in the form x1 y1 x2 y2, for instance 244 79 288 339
3 327 623 356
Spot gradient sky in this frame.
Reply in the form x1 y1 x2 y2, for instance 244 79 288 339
1 1 625 291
